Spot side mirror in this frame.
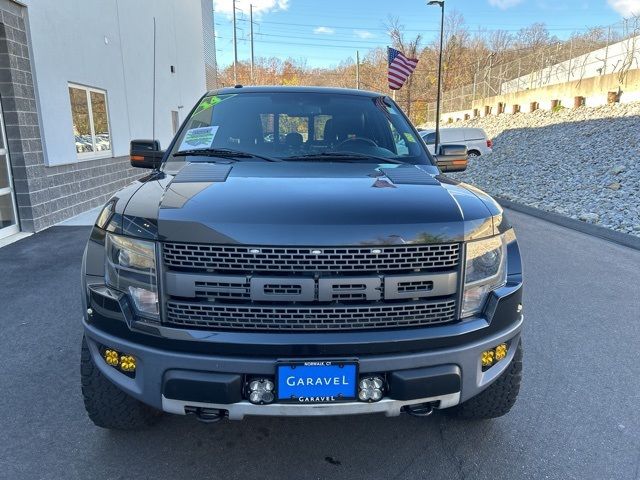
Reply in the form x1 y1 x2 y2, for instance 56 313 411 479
130 139 164 169
436 144 468 172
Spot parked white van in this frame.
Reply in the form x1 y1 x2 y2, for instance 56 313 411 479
420 128 493 157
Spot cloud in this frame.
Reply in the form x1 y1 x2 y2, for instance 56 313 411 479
354 30 375 39
213 0 289 17
488 0 523 9
536 1 570 11
607 0 640 16
313 26 335 35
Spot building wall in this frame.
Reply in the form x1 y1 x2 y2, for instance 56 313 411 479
26 0 205 165
201 0 218 90
1 0 206 232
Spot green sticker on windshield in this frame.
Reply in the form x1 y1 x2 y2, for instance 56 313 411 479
192 94 237 116
404 133 417 143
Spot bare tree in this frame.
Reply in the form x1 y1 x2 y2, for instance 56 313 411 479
387 16 422 120
488 29 513 58
617 15 640 84
515 23 554 50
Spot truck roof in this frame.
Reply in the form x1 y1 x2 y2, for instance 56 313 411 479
208 85 382 98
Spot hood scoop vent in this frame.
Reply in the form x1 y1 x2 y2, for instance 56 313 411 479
172 163 232 183
381 166 439 186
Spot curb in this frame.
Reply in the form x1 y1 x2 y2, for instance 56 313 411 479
495 196 640 251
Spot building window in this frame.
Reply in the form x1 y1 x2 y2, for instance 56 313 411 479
68 84 112 158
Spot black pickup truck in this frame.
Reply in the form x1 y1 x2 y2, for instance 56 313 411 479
80 86 523 429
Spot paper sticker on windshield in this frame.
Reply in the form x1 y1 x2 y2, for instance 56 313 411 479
178 126 218 151
404 133 417 143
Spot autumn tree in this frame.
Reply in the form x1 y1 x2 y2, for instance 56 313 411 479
212 16 620 125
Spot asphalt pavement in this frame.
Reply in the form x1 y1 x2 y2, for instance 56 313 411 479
1 209 638 480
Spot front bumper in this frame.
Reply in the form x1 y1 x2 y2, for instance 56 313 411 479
161 394 462 420
82 228 523 419
83 307 522 419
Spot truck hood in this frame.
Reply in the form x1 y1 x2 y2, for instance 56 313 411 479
125 161 499 245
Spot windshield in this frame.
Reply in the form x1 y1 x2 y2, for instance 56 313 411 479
165 92 433 170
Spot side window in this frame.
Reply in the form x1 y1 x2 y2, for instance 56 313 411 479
423 132 436 145
389 122 409 155
68 84 112 158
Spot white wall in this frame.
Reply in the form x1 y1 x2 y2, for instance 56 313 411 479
24 0 206 166
501 35 640 95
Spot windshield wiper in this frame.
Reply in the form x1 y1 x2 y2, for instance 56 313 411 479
284 152 405 164
173 148 281 162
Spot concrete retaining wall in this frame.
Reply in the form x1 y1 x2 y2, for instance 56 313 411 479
441 69 640 123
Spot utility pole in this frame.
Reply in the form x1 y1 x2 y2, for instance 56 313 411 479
232 0 238 84
152 17 156 141
212 10 218 88
488 52 494 95
356 50 360 89
250 4 254 83
428 0 445 154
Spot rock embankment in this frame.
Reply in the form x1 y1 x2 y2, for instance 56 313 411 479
423 102 640 237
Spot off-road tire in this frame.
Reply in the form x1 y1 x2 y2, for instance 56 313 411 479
81 337 160 430
449 342 522 419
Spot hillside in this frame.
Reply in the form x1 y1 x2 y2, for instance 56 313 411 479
426 102 640 237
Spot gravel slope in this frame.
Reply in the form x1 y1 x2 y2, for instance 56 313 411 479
425 102 640 237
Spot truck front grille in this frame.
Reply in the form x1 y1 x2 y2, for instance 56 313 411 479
163 243 460 273
161 242 461 332
166 299 457 331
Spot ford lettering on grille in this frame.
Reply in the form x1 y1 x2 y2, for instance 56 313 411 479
165 271 458 303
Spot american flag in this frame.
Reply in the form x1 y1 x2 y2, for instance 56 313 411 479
387 47 418 90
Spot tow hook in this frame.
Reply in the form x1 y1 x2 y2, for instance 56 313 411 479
185 406 226 423
404 403 435 417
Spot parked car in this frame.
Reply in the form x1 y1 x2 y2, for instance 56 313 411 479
80 86 523 429
74 135 93 153
420 127 493 157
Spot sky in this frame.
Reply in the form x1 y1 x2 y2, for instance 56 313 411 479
211 0 640 68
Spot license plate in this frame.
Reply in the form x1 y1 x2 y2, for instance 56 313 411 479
277 360 358 403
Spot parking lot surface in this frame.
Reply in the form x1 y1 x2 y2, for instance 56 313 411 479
1 209 638 480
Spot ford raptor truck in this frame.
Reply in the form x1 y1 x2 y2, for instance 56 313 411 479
80 86 523 429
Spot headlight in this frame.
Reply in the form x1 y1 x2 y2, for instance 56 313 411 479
461 234 507 318
105 233 158 319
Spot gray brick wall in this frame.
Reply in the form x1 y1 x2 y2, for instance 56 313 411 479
0 0 141 232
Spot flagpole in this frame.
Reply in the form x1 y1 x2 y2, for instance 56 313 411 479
387 46 396 101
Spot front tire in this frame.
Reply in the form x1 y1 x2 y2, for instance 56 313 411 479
80 337 160 430
468 150 481 157
448 342 522 419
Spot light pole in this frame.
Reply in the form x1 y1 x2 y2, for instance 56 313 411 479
232 0 238 84
428 0 444 154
